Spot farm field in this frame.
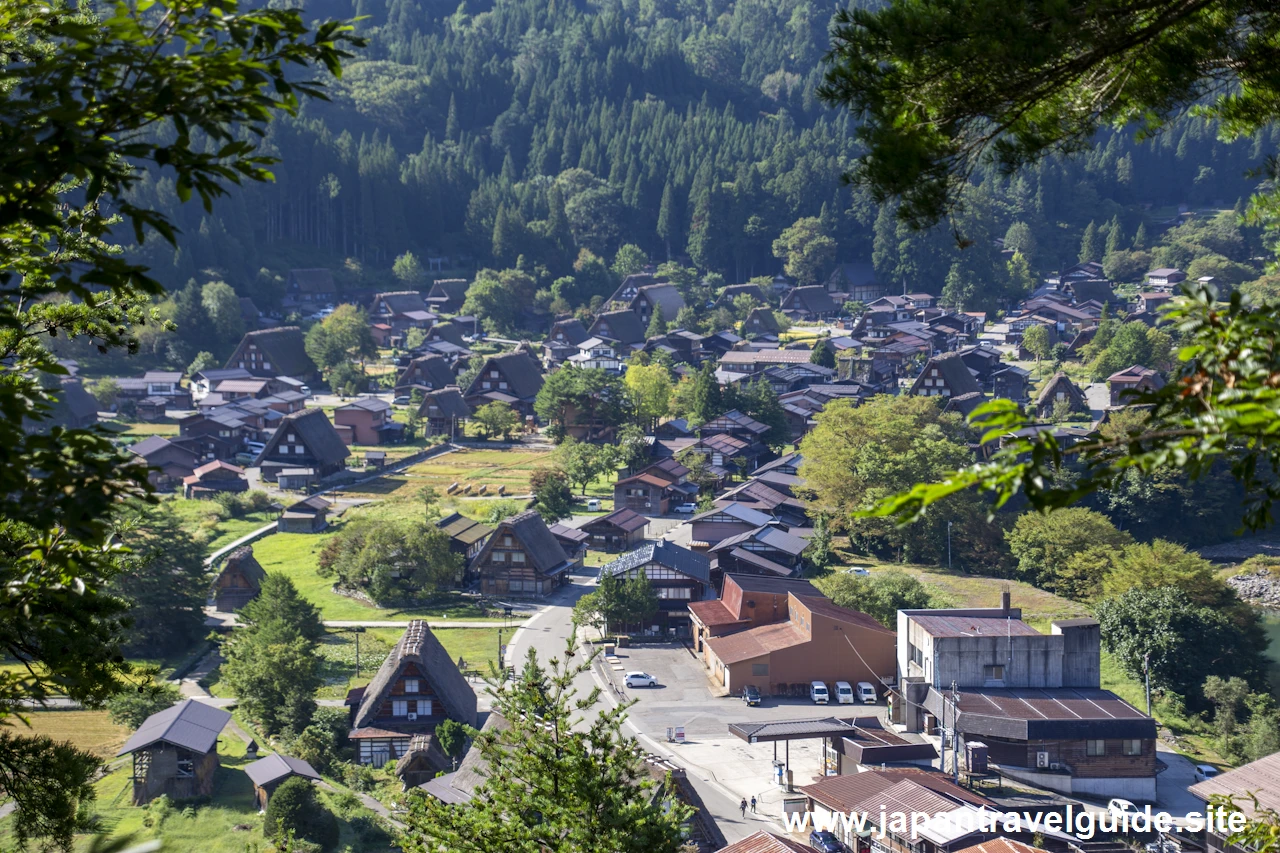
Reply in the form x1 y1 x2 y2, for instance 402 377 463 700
10 710 129 758
815 553 1092 625
403 447 551 495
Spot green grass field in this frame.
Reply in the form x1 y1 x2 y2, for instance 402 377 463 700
0 730 399 853
249 528 500 621
315 626 501 699
360 447 553 498
166 497 277 553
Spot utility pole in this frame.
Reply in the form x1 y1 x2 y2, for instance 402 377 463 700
498 627 504 673
951 681 960 784
1143 652 1151 716
947 522 953 571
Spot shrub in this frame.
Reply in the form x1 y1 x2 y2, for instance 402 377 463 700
264 777 339 851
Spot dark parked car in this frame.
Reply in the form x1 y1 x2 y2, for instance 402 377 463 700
809 831 843 853
743 685 761 706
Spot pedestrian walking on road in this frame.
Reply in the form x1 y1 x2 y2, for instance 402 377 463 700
750 796 757 813
740 798 747 818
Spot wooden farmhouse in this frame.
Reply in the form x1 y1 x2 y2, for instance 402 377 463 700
210 545 266 612
472 510 575 597
346 621 478 768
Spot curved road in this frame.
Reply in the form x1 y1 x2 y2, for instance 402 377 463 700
502 568 770 845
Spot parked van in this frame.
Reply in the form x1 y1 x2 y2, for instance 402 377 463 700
244 441 266 455
834 681 855 704
809 681 829 705
857 681 877 704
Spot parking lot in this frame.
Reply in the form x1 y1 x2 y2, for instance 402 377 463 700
596 641 900 813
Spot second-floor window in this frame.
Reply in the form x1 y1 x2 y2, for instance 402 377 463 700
393 700 408 717
1086 740 1105 756
404 678 419 694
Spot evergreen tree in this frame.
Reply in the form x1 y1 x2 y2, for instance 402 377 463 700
220 575 323 736
810 339 836 369
109 501 209 654
1079 220 1103 263
402 640 692 853
1132 222 1149 251
1103 215 1125 257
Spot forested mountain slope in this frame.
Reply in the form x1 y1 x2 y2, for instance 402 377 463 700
126 0 1278 305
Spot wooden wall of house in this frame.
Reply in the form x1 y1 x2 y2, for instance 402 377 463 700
357 736 412 767
982 735 1157 777
132 746 219 804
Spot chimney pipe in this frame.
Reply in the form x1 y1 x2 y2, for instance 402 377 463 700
1000 588 1011 615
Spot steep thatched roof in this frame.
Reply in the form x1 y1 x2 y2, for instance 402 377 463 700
353 621 478 730
253 407 350 468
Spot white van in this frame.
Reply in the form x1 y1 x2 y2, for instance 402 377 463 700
857 682 878 704
834 681 855 704
810 681 829 705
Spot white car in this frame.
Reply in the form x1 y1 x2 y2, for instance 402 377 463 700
624 672 658 688
843 567 871 576
674 503 698 514
585 499 601 511
1193 764 1219 782
1108 799 1138 819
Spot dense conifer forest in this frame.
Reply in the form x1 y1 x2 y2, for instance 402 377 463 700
124 0 1279 309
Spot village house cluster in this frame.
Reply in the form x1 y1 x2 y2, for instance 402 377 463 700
93 255 1246 853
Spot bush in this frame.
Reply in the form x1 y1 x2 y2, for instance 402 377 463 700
263 777 339 851
106 679 182 729
339 761 379 793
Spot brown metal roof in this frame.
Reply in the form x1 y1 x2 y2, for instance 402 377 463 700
795 596 893 633
909 614 1042 638
956 687 1147 722
1188 750 1280 816
718 831 821 853
687 600 749 629
954 839 1048 853
705 621 807 665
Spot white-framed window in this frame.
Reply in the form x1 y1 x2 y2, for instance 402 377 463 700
263 361 270 370
1123 739 1142 756
511 551 525 563
404 678 419 694
287 433 296 442
392 700 408 717
492 551 506 562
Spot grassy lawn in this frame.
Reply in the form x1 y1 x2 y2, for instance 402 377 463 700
250 528 502 622
333 447 553 502
113 422 180 437
0 731 398 853
816 552 1092 625
7 710 130 758
166 497 277 553
316 626 501 699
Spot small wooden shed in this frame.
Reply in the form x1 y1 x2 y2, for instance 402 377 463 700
243 753 321 810
117 699 231 805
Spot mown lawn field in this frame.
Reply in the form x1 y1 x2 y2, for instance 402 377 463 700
249 528 503 622
315 626 501 699
0 731 399 852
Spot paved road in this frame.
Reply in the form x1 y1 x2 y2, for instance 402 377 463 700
501 570 772 845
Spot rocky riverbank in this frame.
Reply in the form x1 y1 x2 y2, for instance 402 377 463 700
1227 567 1280 607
